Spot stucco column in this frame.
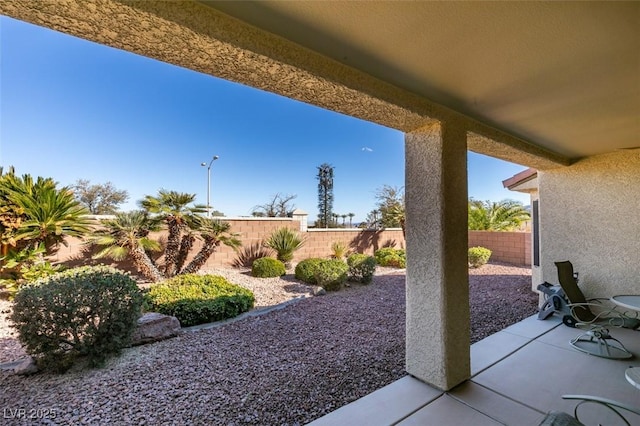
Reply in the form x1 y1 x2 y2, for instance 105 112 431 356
405 120 470 391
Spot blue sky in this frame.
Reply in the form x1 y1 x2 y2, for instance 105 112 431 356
0 16 529 223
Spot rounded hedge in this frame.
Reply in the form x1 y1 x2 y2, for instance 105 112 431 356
144 274 255 327
294 258 324 284
11 265 143 372
468 246 492 268
374 247 406 268
347 253 377 284
315 259 349 291
251 257 286 278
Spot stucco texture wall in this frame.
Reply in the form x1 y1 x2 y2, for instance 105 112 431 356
538 151 640 297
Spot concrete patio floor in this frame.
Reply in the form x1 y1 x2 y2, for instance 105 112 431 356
309 314 640 425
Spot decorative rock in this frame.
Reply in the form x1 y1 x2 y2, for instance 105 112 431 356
130 313 181 346
11 356 38 375
312 286 326 296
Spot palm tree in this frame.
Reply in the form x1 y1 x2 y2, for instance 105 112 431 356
181 218 241 274
0 167 24 253
8 180 92 253
468 199 530 231
384 204 405 237
91 211 164 282
140 190 204 277
347 213 355 228
341 214 347 226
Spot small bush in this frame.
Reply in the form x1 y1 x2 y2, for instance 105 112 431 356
374 247 406 268
251 257 286 278
11 265 143 372
468 246 492 268
315 259 348 291
347 253 377 284
144 274 254 327
294 258 324 284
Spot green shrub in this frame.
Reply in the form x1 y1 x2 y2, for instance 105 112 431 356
330 241 349 260
0 244 65 299
251 257 286 278
374 247 406 268
263 227 306 264
347 253 377 284
144 274 254 327
294 258 324 284
468 246 492 268
10 265 143 372
315 259 348 291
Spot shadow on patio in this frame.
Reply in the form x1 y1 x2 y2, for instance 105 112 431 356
309 315 640 425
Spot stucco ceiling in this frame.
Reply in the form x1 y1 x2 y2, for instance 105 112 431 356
204 1 640 159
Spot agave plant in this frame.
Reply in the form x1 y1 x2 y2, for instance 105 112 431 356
263 227 306 265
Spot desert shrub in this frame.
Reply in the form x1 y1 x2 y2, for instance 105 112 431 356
330 241 349 260
374 247 406 268
315 259 348 291
347 253 377 284
251 257 286 278
144 274 254 327
294 258 324 284
231 241 274 268
468 246 492 268
263 227 306 264
11 265 143 372
0 244 65 299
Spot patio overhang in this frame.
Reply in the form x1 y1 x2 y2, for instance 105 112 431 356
1 0 638 399
0 0 573 170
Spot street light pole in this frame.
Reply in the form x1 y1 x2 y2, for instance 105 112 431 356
201 155 219 217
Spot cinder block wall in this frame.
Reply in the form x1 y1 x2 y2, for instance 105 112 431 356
468 231 531 266
52 219 530 271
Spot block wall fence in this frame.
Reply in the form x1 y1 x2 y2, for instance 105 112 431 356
51 217 531 272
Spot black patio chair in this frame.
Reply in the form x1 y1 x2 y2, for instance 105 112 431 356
554 261 639 359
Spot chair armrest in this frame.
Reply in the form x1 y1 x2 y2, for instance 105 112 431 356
562 395 640 425
567 302 611 324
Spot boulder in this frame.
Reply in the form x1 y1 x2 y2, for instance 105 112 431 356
4 356 39 376
312 286 326 296
130 312 181 346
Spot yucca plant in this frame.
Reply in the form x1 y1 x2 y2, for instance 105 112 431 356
330 241 348 260
263 227 306 266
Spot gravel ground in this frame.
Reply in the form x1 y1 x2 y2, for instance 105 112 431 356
0 263 537 425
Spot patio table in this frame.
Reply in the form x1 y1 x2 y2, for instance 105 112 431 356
626 367 640 390
610 295 640 313
611 295 640 390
